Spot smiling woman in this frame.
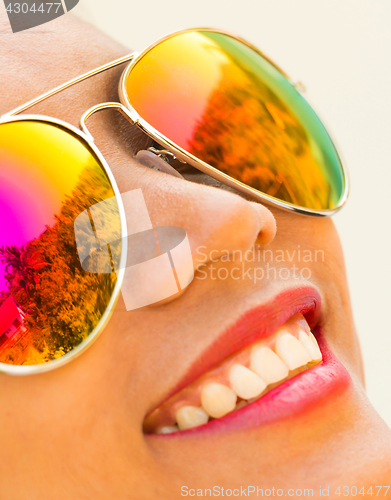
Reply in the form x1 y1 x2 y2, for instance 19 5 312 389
0 7 390 500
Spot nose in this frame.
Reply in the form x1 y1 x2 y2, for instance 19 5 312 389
116 156 276 274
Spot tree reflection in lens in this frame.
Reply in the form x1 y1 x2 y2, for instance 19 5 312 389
0 163 118 366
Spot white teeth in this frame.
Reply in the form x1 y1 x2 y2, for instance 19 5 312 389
201 383 237 419
309 332 323 360
175 406 209 430
148 315 324 434
250 346 289 385
275 332 311 370
229 364 267 400
299 329 322 362
156 425 179 434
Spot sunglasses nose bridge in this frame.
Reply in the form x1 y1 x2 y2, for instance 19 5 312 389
80 102 139 142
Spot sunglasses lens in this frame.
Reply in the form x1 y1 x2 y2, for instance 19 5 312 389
124 31 345 211
0 120 122 367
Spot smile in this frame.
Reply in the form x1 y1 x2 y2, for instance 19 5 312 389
144 287 351 436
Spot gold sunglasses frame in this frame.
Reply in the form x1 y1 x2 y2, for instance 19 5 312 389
3 27 349 218
0 27 349 373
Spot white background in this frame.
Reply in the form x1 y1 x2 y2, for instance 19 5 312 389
73 0 391 426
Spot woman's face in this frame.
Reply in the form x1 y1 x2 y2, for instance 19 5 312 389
0 15 390 500
1 143 388 496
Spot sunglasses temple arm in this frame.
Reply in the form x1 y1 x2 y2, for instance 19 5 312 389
1 53 137 119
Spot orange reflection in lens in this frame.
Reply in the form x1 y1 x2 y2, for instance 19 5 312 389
0 120 120 366
124 31 345 210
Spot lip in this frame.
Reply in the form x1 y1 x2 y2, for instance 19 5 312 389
144 286 351 434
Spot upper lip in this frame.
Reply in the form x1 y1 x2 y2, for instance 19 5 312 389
144 285 322 420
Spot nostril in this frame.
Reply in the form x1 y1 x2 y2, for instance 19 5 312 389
249 202 277 245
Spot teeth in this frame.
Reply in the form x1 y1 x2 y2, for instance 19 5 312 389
176 406 209 430
201 383 237 419
309 332 323 360
250 346 289 385
298 329 322 362
275 332 311 370
229 364 267 400
156 425 179 434
146 315 324 434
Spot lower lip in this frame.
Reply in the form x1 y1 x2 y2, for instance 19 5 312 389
149 331 351 437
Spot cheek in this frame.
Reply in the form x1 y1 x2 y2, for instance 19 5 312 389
266 210 352 314
270 209 345 268
0 313 147 483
